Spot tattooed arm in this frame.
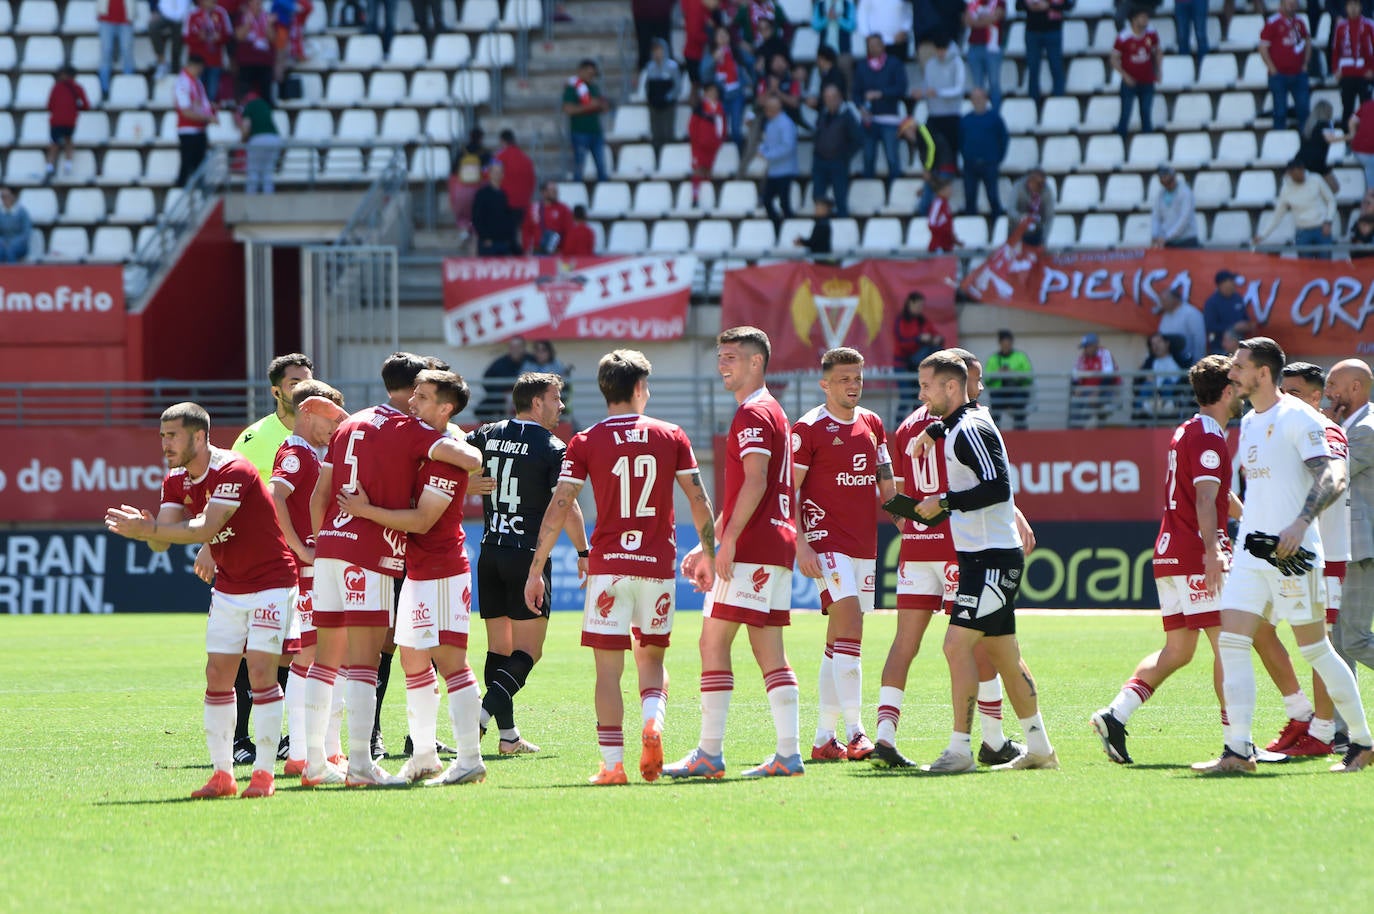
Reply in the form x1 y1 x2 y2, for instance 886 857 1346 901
1277 454 1346 558
524 480 583 613
678 470 717 590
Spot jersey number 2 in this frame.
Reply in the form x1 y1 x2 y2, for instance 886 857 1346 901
612 454 657 518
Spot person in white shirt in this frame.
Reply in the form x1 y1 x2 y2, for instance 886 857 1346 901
855 0 913 57
1155 287 1206 366
1252 158 1337 258
1150 165 1199 248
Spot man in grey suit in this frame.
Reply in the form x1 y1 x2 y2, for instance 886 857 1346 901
1329 359 1374 675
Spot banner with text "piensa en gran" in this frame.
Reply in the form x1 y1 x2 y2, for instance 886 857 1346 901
961 245 1374 357
441 256 695 345
720 259 959 373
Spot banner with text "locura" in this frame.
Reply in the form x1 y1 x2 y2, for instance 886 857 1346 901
961 243 1374 357
0 264 125 344
441 256 696 345
720 259 959 373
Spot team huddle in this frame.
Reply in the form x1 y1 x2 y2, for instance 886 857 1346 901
101 326 1374 797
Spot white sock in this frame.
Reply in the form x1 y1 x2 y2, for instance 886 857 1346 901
641 687 666 731
285 662 309 761
1218 631 1256 755
945 730 973 756
1282 689 1315 722
404 666 440 760
833 638 864 739
1019 713 1052 756
204 690 236 773
1108 677 1154 724
875 686 903 745
303 664 337 767
1310 717 1337 743
597 725 625 765
346 666 379 770
977 677 1007 748
815 646 840 745
699 670 733 756
765 667 800 758
445 668 482 766
326 673 345 759
251 684 284 774
498 727 519 741
480 707 492 728
1301 640 1372 745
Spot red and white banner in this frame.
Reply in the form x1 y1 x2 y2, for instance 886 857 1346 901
961 222 1374 357
721 259 958 373
0 265 125 345
441 256 695 345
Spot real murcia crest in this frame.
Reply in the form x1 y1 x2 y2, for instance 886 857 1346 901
789 276 884 350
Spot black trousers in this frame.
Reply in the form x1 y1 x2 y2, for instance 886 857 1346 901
178 131 208 186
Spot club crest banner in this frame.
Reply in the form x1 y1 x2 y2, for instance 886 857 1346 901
442 256 694 345
721 259 959 372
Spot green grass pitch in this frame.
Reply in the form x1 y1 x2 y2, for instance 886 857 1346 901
4 610 1374 913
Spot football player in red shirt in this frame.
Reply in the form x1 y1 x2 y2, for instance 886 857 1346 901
106 402 298 799
791 348 895 762
1092 355 1239 764
525 350 716 784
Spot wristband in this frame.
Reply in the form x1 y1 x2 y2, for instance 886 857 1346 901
939 494 950 513
577 549 590 558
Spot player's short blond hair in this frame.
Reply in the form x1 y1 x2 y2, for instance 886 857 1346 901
920 349 968 384
291 379 345 411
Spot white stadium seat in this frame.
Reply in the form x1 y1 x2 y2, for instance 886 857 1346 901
114 111 157 144
1191 171 1233 208
15 0 61 35
1171 132 1213 169
91 226 133 261
410 70 452 105
1213 131 1257 168
693 219 734 255
63 188 108 225
143 148 181 186
1195 54 1238 89
1083 96 1121 134
1039 136 1082 173
674 181 714 213
736 219 777 252
325 72 366 106
1124 134 1169 171
502 0 543 28
46 226 91 261
336 109 378 141
451 70 492 105
606 220 647 253
1158 55 1195 92
1036 97 1080 135
22 36 66 71
1121 213 1154 246
648 219 690 251
111 187 156 224
18 188 58 225
1066 58 1106 95
15 74 55 110
1100 174 1143 211
1170 94 1212 130
423 107 463 142
74 111 111 145
716 180 759 216
1057 175 1101 212
847 179 886 216
556 182 589 211
1223 14 1264 49
1211 91 1257 128
609 106 651 142
905 219 932 250
1209 211 1252 244
97 149 144 186
18 112 49 146
615 143 656 179
292 109 335 142
383 34 429 69
860 217 904 253
1234 169 1277 206
380 109 422 142
1256 130 1301 167
954 215 989 248
62 0 98 33
474 33 515 67
343 35 385 68
431 33 472 66
1079 213 1121 247
107 74 149 110
460 0 501 29
657 144 692 179
366 72 408 107
589 182 631 219
631 181 673 218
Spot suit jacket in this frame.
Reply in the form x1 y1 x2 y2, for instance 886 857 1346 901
1346 402 1374 562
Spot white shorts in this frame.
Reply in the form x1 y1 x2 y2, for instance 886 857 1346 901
581 574 675 649
703 562 792 627
1222 561 1327 628
1157 574 1221 632
897 559 958 611
815 552 876 614
206 586 296 655
312 557 395 629
395 573 472 650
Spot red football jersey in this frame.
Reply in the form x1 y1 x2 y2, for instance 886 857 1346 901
405 457 472 581
1153 414 1231 578
792 405 889 560
1114 27 1160 83
561 414 698 578
160 446 297 595
891 405 956 563
315 403 445 576
720 388 797 566
269 434 321 587
1261 12 1310 74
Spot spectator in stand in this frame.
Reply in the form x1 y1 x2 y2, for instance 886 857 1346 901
474 161 520 256
795 196 835 254
986 329 1033 430
857 0 913 59
634 0 676 69
754 15 793 67
812 83 864 215
683 0 713 88
1131 332 1188 422
563 205 596 255
641 39 682 153
1150 165 1199 247
804 45 848 109
448 140 485 244
1260 0 1313 131
1112 8 1162 139
98 0 136 96
689 81 727 206
854 33 908 183
151 0 190 81
893 291 944 410
901 114 956 213
184 0 233 102
1333 0 1374 127
1174 0 1209 61
753 51 804 134
1011 167 1056 246
175 55 215 186
475 338 529 421
964 0 1005 108
411 0 445 43
523 339 573 380
564 60 611 182
45 66 90 181
705 25 746 148
1350 186 1374 233
737 0 791 51
917 36 966 163
814 0 858 55
1070 333 1120 428
239 90 281 194
758 94 799 231
0 187 33 264
522 181 574 255
236 0 277 103
1018 0 1072 106
962 87 1007 216
1300 100 1343 193
927 176 959 251
1155 286 1207 365
1252 158 1336 257
1202 270 1252 353
286 0 314 66
1351 210 1374 255
494 130 535 229
1348 95 1374 190
366 0 399 56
